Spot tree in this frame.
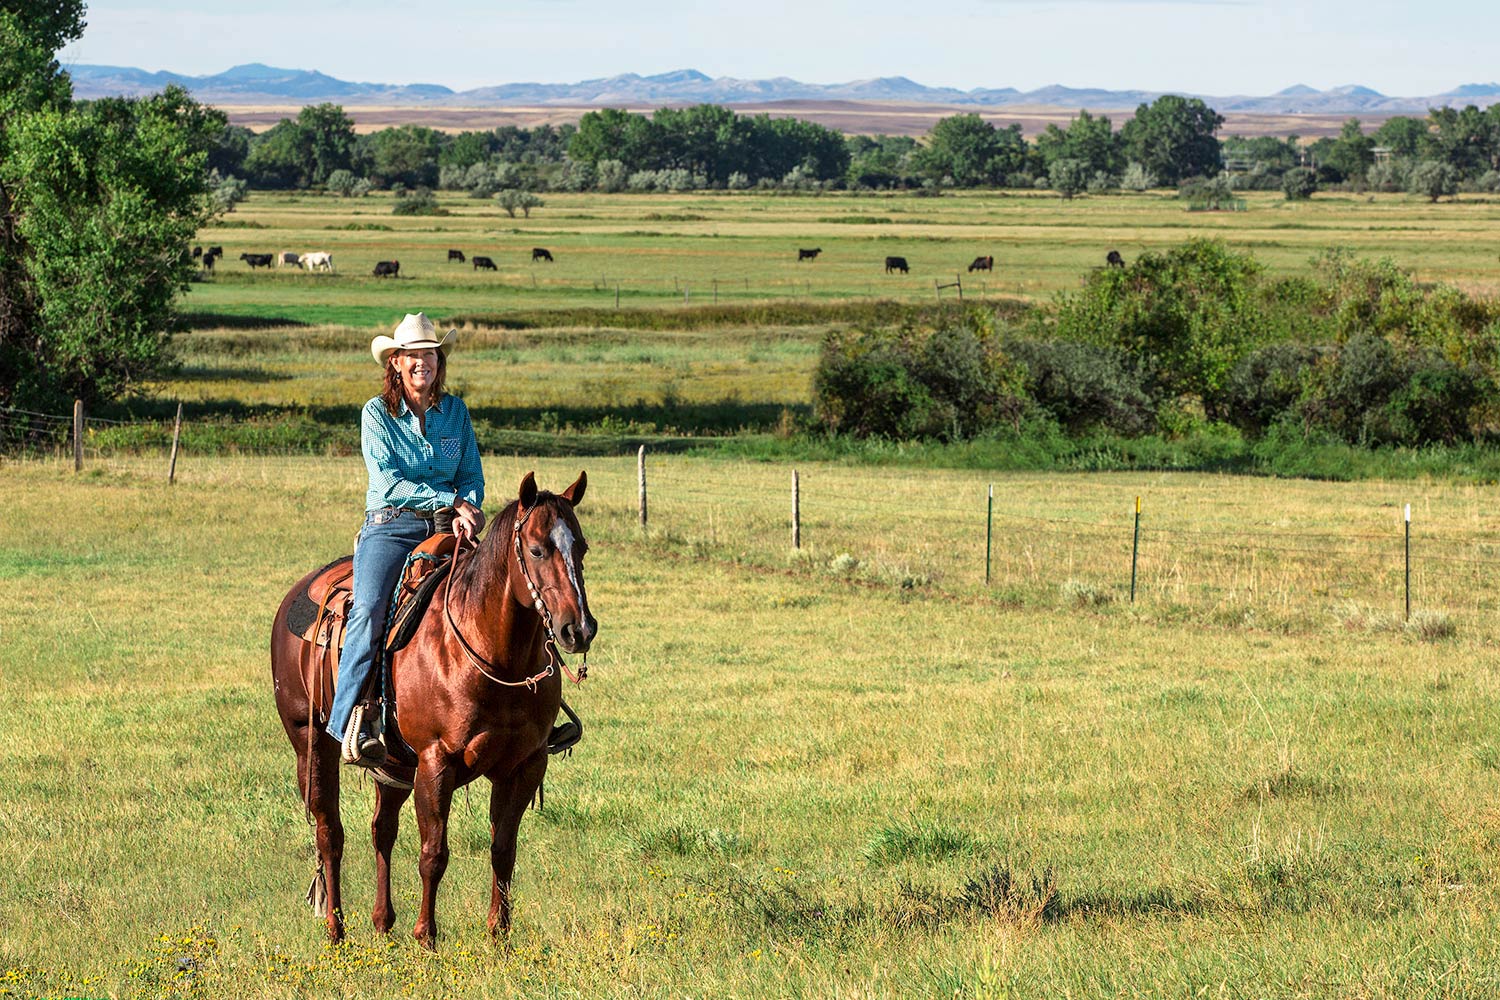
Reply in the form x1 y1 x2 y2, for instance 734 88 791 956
361 125 443 188
916 114 1026 186
1119 95 1224 185
1323 118 1374 182
1372 117 1430 160
1427 105 1495 177
296 103 356 186
1036 110 1122 177
2 3 222 409
1281 166 1317 200
496 188 543 218
1048 158 1090 199
243 119 309 188
1407 160 1459 202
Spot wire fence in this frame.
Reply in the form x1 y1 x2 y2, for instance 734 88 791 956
10 403 1500 631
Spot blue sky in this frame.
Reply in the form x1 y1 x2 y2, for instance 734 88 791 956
58 0 1500 96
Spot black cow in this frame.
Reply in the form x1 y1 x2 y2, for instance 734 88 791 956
201 253 215 271
448 249 465 263
191 246 203 258
240 252 274 269
967 255 994 272
207 246 224 258
531 247 554 263
884 256 909 274
373 260 400 278
473 256 497 271
1106 250 1125 268
798 248 822 261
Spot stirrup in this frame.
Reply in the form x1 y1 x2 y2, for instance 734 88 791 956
341 704 386 767
547 700 583 756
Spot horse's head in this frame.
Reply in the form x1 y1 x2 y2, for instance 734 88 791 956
512 471 597 654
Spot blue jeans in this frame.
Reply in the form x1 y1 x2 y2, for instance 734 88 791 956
326 508 433 742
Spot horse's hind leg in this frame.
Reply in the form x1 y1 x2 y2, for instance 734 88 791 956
488 748 548 938
372 782 412 934
298 725 346 942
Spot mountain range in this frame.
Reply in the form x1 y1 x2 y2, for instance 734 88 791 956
64 63 1500 114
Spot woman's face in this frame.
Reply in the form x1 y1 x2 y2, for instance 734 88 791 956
394 347 439 397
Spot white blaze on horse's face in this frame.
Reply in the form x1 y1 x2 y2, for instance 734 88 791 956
531 508 596 653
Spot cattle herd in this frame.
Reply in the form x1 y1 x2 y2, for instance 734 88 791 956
190 242 1131 282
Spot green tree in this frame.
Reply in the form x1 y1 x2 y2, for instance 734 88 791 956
1407 159 1460 201
243 119 308 188
1119 95 1224 185
362 125 443 188
1048 158 1089 199
2 2 222 408
1372 116 1431 159
1281 166 1317 200
295 103 356 185
1035 110 1122 176
1323 119 1374 182
1427 105 1494 176
916 114 1027 186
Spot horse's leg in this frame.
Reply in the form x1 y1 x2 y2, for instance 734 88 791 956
410 759 458 950
371 782 412 934
298 724 345 942
488 748 548 938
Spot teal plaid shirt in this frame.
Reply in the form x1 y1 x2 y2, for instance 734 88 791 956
361 394 485 512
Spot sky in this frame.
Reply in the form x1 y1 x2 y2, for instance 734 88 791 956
57 0 1500 97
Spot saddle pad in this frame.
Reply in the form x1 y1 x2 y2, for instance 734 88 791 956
286 556 353 638
385 559 453 654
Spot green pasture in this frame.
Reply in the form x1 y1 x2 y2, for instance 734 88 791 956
187 188 1500 326
5 454 1500 997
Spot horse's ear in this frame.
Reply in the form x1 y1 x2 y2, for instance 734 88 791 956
560 470 587 508
518 471 538 511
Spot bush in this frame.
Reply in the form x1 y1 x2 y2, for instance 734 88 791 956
392 186 445 215
1223 342 1320 435
1048 158 1089 199
1178 174 1234 209
496 188 544 217
1281 167 1317 200
1408 160 1460 202
1120 162 1157 191
1006 339 1154 434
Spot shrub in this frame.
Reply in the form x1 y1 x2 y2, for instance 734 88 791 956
496 188 544 217
1223 342 1320 435
1178 174 1234 209
392 186 444 215
1120 161 1157 191
1007 338 1154 434
1281 166 1317 200
1048 158 1089 199
1408 160 1460 202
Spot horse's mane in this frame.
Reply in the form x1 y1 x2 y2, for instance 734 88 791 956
459 492 563 589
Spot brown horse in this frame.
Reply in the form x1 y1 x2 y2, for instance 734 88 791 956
270 471 596 948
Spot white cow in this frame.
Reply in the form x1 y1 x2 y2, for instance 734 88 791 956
299 251 334 272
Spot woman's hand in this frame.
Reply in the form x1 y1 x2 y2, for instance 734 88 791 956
453 499 486 545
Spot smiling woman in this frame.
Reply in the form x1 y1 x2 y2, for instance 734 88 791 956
325 312 486 773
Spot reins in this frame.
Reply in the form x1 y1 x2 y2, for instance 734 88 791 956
441 500 587 691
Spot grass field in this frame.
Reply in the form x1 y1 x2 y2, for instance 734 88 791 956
5 455 1500 997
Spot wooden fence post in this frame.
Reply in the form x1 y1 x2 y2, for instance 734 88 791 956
168 402 183 484
638 445 648 529
792 469 801 549
72 399 83 472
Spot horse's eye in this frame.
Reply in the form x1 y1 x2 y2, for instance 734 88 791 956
529 545 546 559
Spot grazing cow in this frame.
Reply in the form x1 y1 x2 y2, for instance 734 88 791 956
240 252 274 269
884 256 909 274
278 251 300 267
531 247 554 263
798 248 822 261
202 253 215 272
373 260 400 278
207 246 224 258
472 256 497 271
299 251 334 272
447 249 465 263
967 255 994 273
1106 250 1125 268
191 246 203 258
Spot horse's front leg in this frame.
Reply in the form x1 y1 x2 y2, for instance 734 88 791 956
488 747 548 938
411 756 458 950
371 781 412 934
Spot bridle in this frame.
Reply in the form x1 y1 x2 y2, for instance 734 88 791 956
442 499 588 691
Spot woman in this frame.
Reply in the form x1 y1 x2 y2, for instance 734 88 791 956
327 312 486 769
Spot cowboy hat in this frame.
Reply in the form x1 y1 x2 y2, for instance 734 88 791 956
370 312 455 365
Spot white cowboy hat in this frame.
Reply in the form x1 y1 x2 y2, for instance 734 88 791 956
370 312 455 365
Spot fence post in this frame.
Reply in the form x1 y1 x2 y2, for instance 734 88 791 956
1130 496 1141 602
713 278 719 304
168 402 183 484
615 283 620 309
638 445 647 529
72 399 83 472
1405 502 1411 621
792 469 801 549
985 484 993 585
684 285 690 304
956 275 964 301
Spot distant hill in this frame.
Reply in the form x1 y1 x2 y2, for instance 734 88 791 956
62 63 1500 114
